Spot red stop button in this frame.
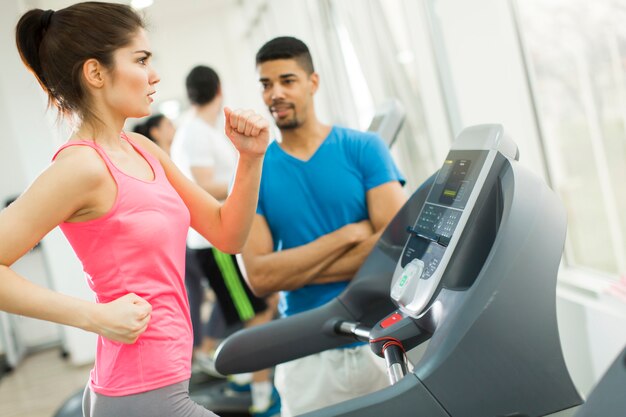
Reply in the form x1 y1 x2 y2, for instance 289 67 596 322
381 313 402 329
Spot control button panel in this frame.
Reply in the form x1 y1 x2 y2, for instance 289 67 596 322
414 204 462 240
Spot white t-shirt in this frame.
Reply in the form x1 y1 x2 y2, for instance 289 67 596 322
171 115 238 249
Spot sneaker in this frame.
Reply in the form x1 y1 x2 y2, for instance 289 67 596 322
250 386 281 417
224 378 252 394
193 351 225 378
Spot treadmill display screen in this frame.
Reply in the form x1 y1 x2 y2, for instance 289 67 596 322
439 159 471 205
402 150 488 268
429 150 487 210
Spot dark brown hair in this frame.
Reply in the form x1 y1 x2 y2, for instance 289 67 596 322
15 2 144 125
186 65 221 106
133 114 165 142
256 36 315 75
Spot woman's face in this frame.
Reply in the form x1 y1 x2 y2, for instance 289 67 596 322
103 29 160 119
152 117 176 148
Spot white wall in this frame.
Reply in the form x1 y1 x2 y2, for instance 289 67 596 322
0 87 28 201
557 269 626 396
143 2 265 123
431 0 548 178
1 0 96 365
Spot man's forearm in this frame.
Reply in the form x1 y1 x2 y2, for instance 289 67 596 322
243 222 374 295
311 230 382 283
248 241 352 292
311 181 407 285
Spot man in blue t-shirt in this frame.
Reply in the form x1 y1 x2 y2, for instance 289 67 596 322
240 36 407 416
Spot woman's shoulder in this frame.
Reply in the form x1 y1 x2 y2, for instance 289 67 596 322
52 143 112 188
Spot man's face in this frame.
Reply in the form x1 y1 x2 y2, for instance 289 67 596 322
257 59 318 130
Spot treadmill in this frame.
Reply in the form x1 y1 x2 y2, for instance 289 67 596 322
215 124 583 416
366 99 405 148
573 345 626 417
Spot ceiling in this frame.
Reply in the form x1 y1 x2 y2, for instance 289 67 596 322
19 0 236 23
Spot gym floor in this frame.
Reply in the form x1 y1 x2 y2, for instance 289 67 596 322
0 349 91 417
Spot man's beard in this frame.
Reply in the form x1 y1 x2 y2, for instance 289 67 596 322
276 117 300 130
270 102 300 130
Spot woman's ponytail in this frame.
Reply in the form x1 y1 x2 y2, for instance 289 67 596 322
15 9 53 92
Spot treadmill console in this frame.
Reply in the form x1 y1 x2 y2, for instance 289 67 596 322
391 150 491 317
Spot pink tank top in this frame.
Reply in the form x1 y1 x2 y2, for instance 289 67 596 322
53 134 192 396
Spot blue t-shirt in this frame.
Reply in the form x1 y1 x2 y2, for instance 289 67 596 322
257 125 405 317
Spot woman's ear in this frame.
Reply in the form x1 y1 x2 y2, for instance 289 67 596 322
82 58 105 89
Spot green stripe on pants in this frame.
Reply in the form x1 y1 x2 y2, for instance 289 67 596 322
212 248 255 322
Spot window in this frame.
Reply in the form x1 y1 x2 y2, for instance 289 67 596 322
328 0 445 190
515 0 626 275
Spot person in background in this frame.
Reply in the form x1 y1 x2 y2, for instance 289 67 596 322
240 36 407 416
3 3 269 416
171 65 280 417
133 113 175 155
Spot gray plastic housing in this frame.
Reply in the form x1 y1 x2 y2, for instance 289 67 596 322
574 346 626 417
215 124 582 417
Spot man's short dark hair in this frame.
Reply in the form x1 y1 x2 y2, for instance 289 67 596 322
186 66 220 105
255 37 315 75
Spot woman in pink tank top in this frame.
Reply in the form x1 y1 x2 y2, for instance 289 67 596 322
1 3 269 416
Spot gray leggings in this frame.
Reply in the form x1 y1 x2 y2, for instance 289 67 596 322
82 380 219 417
